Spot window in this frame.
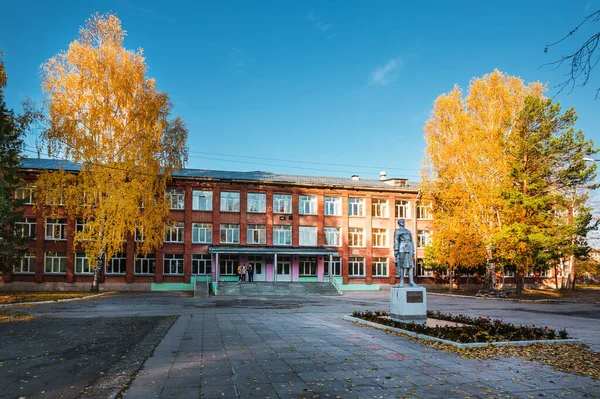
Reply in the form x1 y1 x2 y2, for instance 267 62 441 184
192 223 212 244
15 217 36 239
247 224 266 244
324 256 342 276
349 257 365 277
348 227 364 247
273 225 291 246
15 185 36 204
163 254 184 275
299 195 317 215
417 259 433 277
45 219 67 241
135 254 155 275
348 198 365 217
192 254 212 275
165 222 185 243
106 254 127 275
45 191 65 206
166 189 185 210
324 227 342 247
417 230 430 248
220 192 240 212
395 200 410 219
417 201 432 220
324 197 342 216
503 267 515 277
45 251 66 274
299 256 317 276
247 193 266 213
219 254 237 275
273 194 292 214
135 226 145 242
372 228 388 248
299 226 317 246
372 199 389 218
192 190 212 211
76 219 92 240
220 224 240 244
14 253 35 274
372 257 389 277
75 253 93 275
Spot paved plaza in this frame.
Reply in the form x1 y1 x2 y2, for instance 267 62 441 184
1 291 599 399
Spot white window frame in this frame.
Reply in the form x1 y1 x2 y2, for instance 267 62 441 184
324 197 342 216
106 254 127 275
220 191 240 212
192 223 212 244
15 217 36 239
417 260 434 277
14 253 35 274
324 256 342 276
15 185 36 205
135 226 145 242
247 193 266 213
372 257 389 277
349 257 365 277
192 254 212 275
44 251 66 274
220 223 240 244
348 227 364 247
163 254 184 275
299 226 317 246
417 201 433 220
219 254 237 275
166 188 185 210
273 225 292 246
299 195 317 215
165 222 185 243
273 194 292 214
372 199 389 218
247 224 266 244
45 218 67 241
75 253 93 275
372 228 388 248
135 254 156 275
324 227 342 247
348 198 365 217
298 256 317 276
192 190 212 211
45 191 65 206
395 200 410 219
417 230 430 248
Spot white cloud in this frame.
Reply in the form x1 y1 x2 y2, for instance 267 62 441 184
306 12 332 33
370 57 402 86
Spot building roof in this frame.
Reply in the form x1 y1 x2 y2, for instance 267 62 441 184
19 158 419 191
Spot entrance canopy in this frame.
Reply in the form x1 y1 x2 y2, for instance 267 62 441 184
208 246 339 256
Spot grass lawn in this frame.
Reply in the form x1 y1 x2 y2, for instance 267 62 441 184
0 291 99 305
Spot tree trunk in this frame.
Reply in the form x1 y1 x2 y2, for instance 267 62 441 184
448 271 453 292
91 252 104 293
483 261 495 291
554 264 559 290
568 255 576 290
515 270 524 296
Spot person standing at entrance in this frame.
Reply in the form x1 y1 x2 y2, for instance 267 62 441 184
241 264 247 282
237 264 243 281
248 265 254 282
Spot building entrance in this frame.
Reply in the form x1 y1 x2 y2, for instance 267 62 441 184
276 255 292 282
247 255 265 282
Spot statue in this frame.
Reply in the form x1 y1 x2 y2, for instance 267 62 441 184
394 219 417 287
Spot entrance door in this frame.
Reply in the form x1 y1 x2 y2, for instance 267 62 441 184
276 255 292 282
248 255 265 282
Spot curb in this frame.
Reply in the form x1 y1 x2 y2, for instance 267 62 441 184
0 292 111 308
344 315 584 349
427 292 576 303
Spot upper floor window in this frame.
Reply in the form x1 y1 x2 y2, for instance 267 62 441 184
299 226 317 246
298 256 317 276
45 218 67 241
273 194 292 214
324 197 342 216
395 200 410 219
416 201 433 220
165 222 185 243
220 223 240 244
348 198 365 217
192 190 212 211
45 191 65 206
75 253 93 275
348 227 364 247
324 227 342 247
417 230 430 248
273 225 292 246
372 228 388 248
220 192 240 212
166 189 185 210
15 185 36 205
372 199 389 218
247 224 266 244
247 193 266 213
15 217 36 239
372 257 389 277
135 226 145 242
192 223 212 244
299 195 317 215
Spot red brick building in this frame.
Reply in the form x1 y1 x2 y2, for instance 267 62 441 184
3 159 434 291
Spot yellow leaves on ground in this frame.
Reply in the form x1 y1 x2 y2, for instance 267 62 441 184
0 291 93 304
0 311 35 323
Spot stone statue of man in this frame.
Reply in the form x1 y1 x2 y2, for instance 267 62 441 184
394 219 417 287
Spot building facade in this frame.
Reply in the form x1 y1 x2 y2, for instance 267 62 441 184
2 159 435 291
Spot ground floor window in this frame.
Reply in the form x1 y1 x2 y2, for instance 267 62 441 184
14 252 35 274
106 254 127 275
324 256 342 276
372 257 388 277
45 251 66 274
192 254 211 275
135 254 155 275
219 254 237 275
416 259 434 277
349 257 365 277
75 253 93 275
164 254 184 275
298 256 317 276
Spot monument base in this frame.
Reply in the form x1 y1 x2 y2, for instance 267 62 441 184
390 286 427 324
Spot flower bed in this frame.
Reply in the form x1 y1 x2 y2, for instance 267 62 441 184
351 310 570 344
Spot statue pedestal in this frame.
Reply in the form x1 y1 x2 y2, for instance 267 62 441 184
390 286 427 324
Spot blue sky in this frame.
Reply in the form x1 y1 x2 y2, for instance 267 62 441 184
1 0 599 181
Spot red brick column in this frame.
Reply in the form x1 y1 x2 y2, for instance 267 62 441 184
126 234 135 283
239 187 248 245
183 184 193 284
292 190 299 247
317 193 325 246
155 248 164 283
35 213 45 283
342 194 349 284
365 195 373 285
266 188 273 245
65 218 75 283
